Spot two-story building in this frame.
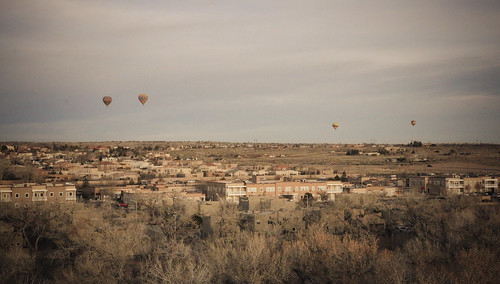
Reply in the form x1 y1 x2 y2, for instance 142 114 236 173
206 180 344 203
0 183 77 208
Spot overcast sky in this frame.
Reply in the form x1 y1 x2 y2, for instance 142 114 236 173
1 0 499 144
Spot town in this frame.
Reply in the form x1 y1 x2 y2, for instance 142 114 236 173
1 142 498 206
1 141 499 283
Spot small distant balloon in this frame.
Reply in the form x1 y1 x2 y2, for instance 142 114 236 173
102 96 112 107
332 123 339 130
411 120 416 126
138 94 148 105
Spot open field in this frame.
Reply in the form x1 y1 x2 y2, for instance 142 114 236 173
163 142 500 176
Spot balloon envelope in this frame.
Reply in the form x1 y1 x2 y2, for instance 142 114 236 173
411 120 416 126
332 123 339 130
138 94 148 105
102 96 112 107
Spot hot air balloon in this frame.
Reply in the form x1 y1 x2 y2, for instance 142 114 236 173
332 123 339 130
138 94 148 105
411 120 416 126
102 96 112 107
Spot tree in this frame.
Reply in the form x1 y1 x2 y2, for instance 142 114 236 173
341 171 348 182
0 160 10 180
302 193 314 207
408 141 422 147
78 179 94 200
475 182 483 193
346 149 360 155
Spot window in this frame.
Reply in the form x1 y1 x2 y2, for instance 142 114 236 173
25 193 29 198
278 187 282 192
24 203 29 208
14 203 19 208
15 193 19 198
59 192 63 197
50 192 54 197
40 193 44 197
34 193 38 197
260 187 263 192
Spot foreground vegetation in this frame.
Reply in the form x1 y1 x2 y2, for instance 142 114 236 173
1 195 499 283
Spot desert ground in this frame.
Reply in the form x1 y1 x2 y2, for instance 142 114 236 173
158 142 500 176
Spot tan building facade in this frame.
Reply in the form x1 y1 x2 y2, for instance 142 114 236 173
0 183 76 208
206 180 343 203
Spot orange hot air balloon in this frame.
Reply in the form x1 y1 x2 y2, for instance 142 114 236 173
411 120 416 126
332 123 339 130
138 94 148 105
103 96 112 107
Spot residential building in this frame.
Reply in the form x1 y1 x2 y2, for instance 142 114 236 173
484 178 498 193
1 183 76 208
426 176 447 195
206 181 246 203
446 178 464 194
206 179 343 203
407 176 429 193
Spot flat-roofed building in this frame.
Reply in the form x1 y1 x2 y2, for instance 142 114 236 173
207 180 343 203
446 178 464 194
407 176 429 193
47 184 77 204
0 184 13 203
206 181 246 203
3 183 77 208
483 178 498 193
463 177 484 194
427 176 447 195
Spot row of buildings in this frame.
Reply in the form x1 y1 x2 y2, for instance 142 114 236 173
0 183 77 208
1 175 497 209
407 176 498 195
206 178 344 203
206 175 498 204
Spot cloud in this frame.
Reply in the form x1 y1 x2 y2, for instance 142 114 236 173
1 0 499 143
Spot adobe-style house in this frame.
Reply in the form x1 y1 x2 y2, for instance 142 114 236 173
206 179 343 203
0 183 76 208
